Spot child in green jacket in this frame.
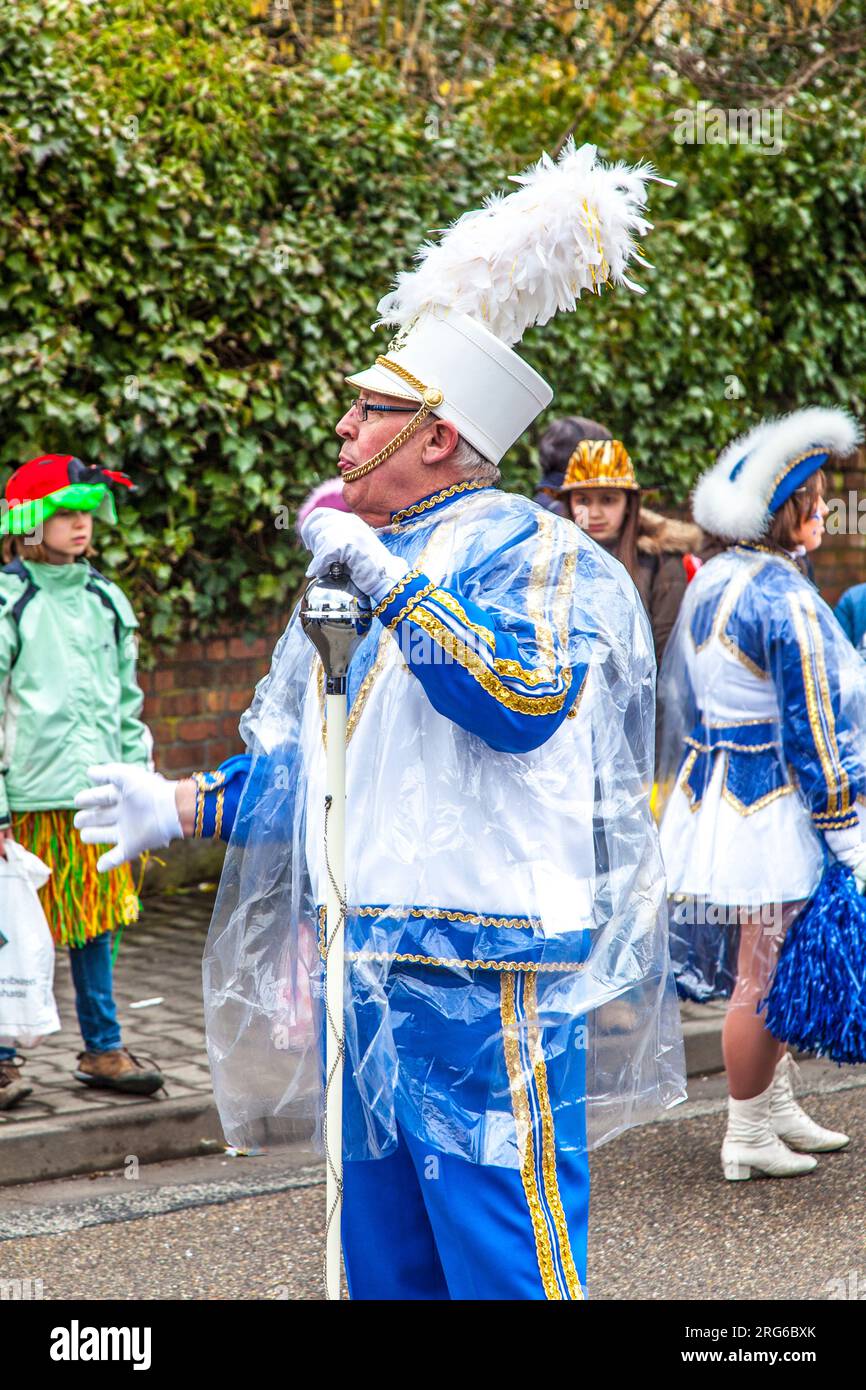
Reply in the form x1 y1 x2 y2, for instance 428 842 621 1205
0 455 163 1109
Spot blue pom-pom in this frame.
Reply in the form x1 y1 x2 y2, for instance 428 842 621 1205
761 862 866 1064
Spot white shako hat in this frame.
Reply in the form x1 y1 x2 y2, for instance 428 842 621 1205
692 406 863 542
345 140 673 473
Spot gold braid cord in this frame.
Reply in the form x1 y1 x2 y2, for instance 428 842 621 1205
341 357 444 484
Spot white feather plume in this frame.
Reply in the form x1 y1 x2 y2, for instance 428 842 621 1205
692 406 863 541
375 140 672 347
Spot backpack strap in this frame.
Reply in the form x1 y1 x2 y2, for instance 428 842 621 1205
85 567 122 646
0 560 40 655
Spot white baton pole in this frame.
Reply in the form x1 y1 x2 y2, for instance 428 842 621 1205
323 687 347 1300
301 562 371 1302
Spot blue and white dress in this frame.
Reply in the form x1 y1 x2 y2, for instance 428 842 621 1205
658 543 866 996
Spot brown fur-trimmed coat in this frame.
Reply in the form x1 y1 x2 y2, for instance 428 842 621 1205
632 508 703 667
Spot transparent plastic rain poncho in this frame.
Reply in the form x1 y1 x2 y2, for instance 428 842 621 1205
203 484 685 1166
657 543 866 1008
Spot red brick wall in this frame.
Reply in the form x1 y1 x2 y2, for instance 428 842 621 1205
812 454 866 606
140 615 286 776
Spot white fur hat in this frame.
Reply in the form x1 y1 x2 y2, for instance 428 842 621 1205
692 407 863 542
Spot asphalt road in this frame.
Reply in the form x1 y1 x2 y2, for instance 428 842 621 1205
1 1067 862 1302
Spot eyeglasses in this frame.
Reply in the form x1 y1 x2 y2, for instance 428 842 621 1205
348 397 418 424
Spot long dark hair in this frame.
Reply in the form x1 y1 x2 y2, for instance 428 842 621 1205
564 486 642 582
613 491 643 584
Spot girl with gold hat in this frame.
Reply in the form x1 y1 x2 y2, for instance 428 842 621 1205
545 419 702 665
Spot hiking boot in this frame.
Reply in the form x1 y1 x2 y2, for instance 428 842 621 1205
0 1055 33 1110
73 1047 165 1096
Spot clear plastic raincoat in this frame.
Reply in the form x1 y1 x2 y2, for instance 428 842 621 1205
657 543 866 1005
202 481 685 1165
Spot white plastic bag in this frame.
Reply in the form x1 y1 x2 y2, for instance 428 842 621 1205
0 840 61 1047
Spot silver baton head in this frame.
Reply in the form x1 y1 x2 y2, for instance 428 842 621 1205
300 562 372 694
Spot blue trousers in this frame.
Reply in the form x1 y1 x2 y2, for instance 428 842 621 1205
339 963 590 1301
342 1120 589 1300
0 931 121 1059
331 956 591 1300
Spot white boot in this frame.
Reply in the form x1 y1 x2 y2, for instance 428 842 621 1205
770 1053 850 1153
721 1080 818 1180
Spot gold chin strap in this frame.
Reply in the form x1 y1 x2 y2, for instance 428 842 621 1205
341 356 445 484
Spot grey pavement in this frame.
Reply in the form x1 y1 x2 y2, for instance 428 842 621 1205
591 1071 866 1301
0 1068 862 1300
1 887 215 1120
0 888 223 1184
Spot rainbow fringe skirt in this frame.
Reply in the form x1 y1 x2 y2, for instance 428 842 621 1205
10 808 141 950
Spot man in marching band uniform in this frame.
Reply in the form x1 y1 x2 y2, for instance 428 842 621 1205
74 143 685 1299
658 408 866 1182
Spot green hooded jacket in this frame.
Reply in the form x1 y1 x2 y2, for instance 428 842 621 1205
0 558 149 823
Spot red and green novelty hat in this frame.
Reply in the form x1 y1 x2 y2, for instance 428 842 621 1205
0 455 135 535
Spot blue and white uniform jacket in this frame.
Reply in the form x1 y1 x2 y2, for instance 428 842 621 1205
200 481 684 1167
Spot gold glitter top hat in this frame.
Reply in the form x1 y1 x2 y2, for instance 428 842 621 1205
558 439 639 492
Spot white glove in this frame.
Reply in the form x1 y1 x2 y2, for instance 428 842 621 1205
300 508 409 604
824 827 866 893
73 763 183 873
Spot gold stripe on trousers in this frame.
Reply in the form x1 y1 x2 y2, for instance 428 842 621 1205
501 972 585 1300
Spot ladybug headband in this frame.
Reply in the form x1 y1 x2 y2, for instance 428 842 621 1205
1 455 135 535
